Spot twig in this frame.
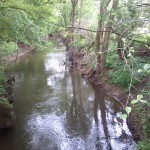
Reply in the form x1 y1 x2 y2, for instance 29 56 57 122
66 26 150 46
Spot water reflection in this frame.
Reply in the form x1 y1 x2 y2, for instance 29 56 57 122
94 89 112 150
67 68 90 138
91 87 136 150
1 50 137 150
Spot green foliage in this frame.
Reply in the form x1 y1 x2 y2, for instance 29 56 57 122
0 41 18 57
125 107 132 114
0 0 58 52
121 114 128 119
56 1 72 28
0 85 5 95
0 98 11 106
107 49 149 89
121 94 149 120
70 35 87 50
108 68 137 88
135 35 150 44
105 53 120 68
37 41 53 52
137 82 150 140
138 139 150 150
0 65 6 84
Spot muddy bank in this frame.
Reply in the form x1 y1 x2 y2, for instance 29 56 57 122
0 77 16 130
0 42 35 130
61 35 148 143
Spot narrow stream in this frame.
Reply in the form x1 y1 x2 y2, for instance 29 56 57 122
0 42 136 150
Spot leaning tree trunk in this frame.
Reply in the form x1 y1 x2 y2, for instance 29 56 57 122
96 0 119 74
95 1 105 74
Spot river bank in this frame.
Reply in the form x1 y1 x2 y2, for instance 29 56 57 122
80 62 149 142
1 36 149 144
61 35 149 144
0 44 137 150
0 42 35 130
2 42 35 64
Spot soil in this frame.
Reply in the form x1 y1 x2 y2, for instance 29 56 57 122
0 42 35 130
71 50 149 142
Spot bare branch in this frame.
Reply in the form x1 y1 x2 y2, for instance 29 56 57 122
66 26 150 46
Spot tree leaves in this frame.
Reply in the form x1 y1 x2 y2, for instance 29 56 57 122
0 0 57 51
121 107 132 119
131 99 139 104
144 64 150 71
125 107 132 114
121 114 128 119
137 94 143 100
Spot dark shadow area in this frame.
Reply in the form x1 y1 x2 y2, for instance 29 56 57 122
93 87 113 150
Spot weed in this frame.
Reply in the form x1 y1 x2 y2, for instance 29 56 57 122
0 98 10 106
138 139 150 150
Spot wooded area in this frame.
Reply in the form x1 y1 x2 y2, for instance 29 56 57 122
0 0 150 149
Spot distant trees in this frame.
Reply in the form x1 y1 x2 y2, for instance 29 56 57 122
0 0 58 57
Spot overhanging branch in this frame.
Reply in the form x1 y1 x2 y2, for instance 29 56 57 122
66 26 150 47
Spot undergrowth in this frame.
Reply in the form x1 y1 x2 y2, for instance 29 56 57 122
106 51 149 90
137 81 150 150
0 64 10 106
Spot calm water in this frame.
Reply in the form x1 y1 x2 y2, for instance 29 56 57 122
0 43 137 150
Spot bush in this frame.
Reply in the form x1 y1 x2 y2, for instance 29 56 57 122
138 139 150 150
0 98 10 106
107 64 145 89
0 65 6 84
0 41 18 56
108 68 135 87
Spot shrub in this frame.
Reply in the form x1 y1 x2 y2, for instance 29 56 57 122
138 139 150 150
108 65 144 88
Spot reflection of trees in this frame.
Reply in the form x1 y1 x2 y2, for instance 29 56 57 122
59 65 70 113
105 99 129 141
67 68 89 137
12 53 54 108
93 88 112 150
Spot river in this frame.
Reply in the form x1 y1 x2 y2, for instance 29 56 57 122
0 41 137 150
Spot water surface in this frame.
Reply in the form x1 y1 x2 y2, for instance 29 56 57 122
0 43 136 150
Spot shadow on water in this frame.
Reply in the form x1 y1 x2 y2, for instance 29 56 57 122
67 68 90 138
0 43 137 150
94 88 112 150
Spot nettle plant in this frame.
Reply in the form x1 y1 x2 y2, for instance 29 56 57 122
121 94 148 119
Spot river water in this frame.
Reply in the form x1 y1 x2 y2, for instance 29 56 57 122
0 42 137 150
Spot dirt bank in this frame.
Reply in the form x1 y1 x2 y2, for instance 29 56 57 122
65 47 149 142
0 42 35 130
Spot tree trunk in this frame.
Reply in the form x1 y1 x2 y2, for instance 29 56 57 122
71 0 78 43
96 0 119 74
95 1 105 74
117 36 124 60
78 0 83 33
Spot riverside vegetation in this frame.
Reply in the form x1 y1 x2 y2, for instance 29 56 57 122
0 0 150 149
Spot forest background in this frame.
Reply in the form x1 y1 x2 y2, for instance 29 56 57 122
0 0 149 149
